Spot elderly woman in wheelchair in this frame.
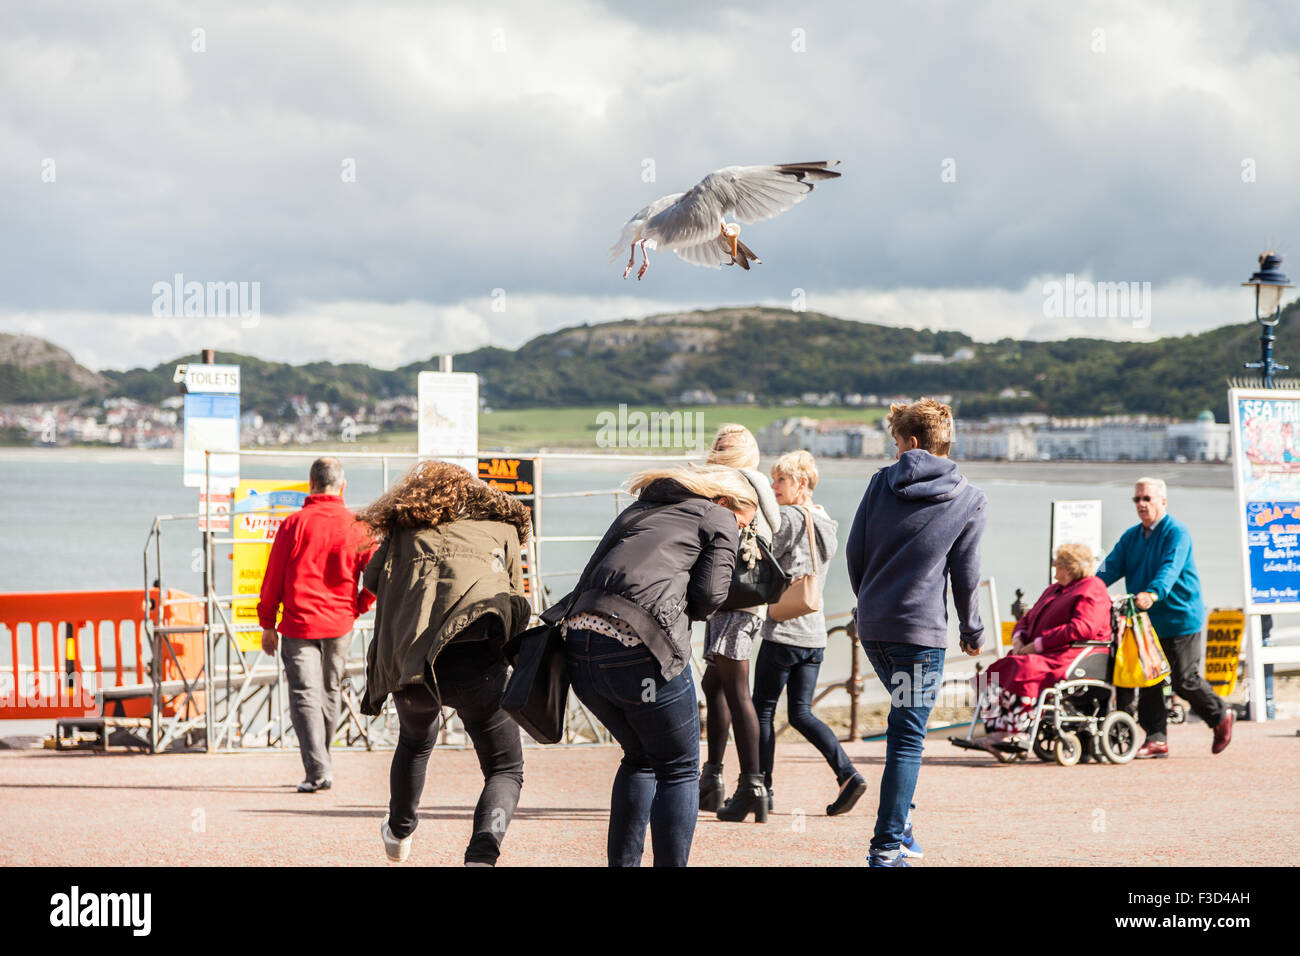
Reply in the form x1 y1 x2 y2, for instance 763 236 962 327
975 543 1114 752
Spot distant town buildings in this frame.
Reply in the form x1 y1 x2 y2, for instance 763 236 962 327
1 393 417 449
954 411 1230 462
759 417 888 458
757 410 1231 462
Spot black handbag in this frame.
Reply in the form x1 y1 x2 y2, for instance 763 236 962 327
719 521 790 611
501 502 673 744
500 620 569 744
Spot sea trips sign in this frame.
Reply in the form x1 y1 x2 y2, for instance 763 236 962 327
1229 389 1300 612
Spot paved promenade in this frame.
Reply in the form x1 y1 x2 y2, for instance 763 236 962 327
2 719 1296 866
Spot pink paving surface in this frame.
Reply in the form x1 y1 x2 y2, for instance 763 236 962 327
2 719 1297 867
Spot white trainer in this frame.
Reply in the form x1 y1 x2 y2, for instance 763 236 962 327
380 815 412 862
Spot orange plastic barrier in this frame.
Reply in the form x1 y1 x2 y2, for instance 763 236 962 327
0 589 206 721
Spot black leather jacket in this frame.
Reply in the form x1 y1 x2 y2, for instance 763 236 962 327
542 478 739 680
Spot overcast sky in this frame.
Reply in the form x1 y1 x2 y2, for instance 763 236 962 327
2 0 1298 371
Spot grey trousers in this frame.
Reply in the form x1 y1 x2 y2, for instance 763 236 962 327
281 634 351 782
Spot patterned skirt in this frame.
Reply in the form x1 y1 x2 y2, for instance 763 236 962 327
704 610 763 663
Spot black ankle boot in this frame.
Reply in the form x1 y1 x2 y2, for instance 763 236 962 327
699 762 725 812
826 772 867 816
716 772 769 823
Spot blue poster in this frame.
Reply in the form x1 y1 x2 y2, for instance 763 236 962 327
1235 393 1300 609
1244 500 1300 605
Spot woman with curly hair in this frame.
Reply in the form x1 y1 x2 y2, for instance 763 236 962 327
357 460 533 866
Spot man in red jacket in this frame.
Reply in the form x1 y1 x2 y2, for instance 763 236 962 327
259 458 376 792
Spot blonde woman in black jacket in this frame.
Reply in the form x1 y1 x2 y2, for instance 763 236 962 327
542 464 755 866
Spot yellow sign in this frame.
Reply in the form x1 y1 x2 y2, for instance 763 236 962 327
231 479 310 651
1205 608 1244 698
1001 621 1017 647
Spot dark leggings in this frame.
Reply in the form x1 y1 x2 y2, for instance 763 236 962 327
388 641 524 865
702 657 760 774
752 640 856 789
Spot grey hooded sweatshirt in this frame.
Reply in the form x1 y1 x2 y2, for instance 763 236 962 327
846 449 987 650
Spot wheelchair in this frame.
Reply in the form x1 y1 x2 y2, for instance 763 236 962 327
951 599 1142 766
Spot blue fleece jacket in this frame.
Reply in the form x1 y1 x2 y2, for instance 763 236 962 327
1096 514 1204 638
846 450 988 649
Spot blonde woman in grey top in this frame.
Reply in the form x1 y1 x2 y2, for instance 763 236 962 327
699 424 778 822
753 451 866 817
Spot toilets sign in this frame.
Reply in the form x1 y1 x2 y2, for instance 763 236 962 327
178 363 241 491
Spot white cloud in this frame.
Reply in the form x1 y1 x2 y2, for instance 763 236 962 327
1 0 1298 361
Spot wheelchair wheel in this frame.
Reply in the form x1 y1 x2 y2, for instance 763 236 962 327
1054 731 1082 766
1099 710 1140 764
1032 725 1055 762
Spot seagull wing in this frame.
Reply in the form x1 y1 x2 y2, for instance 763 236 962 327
698 161 842 225
672 236 734 269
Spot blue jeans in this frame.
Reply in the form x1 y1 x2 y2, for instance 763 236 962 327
860 640 945 854
565 629 700 867
752 642 856 789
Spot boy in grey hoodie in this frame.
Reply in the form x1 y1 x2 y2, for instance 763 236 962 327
846 399 986 866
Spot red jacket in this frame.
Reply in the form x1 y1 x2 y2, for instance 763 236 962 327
1012 575 1112 653
257 495 377 639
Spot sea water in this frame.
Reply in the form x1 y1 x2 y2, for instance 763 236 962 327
0 449 1256 732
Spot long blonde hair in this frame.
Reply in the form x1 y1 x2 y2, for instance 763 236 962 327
707 423 760 470
628 465 758 514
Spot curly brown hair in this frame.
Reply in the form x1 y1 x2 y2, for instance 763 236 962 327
356 460 532 544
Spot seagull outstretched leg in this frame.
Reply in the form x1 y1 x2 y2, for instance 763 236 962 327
637 240 650 280
622 243 636 279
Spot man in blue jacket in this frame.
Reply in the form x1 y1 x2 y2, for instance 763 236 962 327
1098 477 1233 758
847 399 986 867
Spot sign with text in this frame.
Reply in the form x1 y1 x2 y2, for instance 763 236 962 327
1230 389 1300 612
1204 608 1244 698
198 492 232 532
478 456 540 605
181 363 240 491
418 371 478 472
1050 499 1102 583
230 479 310 651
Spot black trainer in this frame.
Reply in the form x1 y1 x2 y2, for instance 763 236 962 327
826 773 866 816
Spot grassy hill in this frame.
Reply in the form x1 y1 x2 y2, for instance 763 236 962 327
7 303 1293 420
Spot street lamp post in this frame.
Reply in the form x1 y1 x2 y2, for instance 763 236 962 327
1242 251 1294 387
1240 252 1294 723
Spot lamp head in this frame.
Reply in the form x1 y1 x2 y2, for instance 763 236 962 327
1242 251 1293 326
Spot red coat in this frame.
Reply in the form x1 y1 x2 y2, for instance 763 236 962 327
257 494 377 639
987 575 1112 700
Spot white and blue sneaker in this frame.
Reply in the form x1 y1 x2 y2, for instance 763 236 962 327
900 811 924 859
868 850 911 868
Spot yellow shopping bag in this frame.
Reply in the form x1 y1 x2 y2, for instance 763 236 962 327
1112 597 1171 688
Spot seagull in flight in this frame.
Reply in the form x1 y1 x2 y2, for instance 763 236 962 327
611 161 841 279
